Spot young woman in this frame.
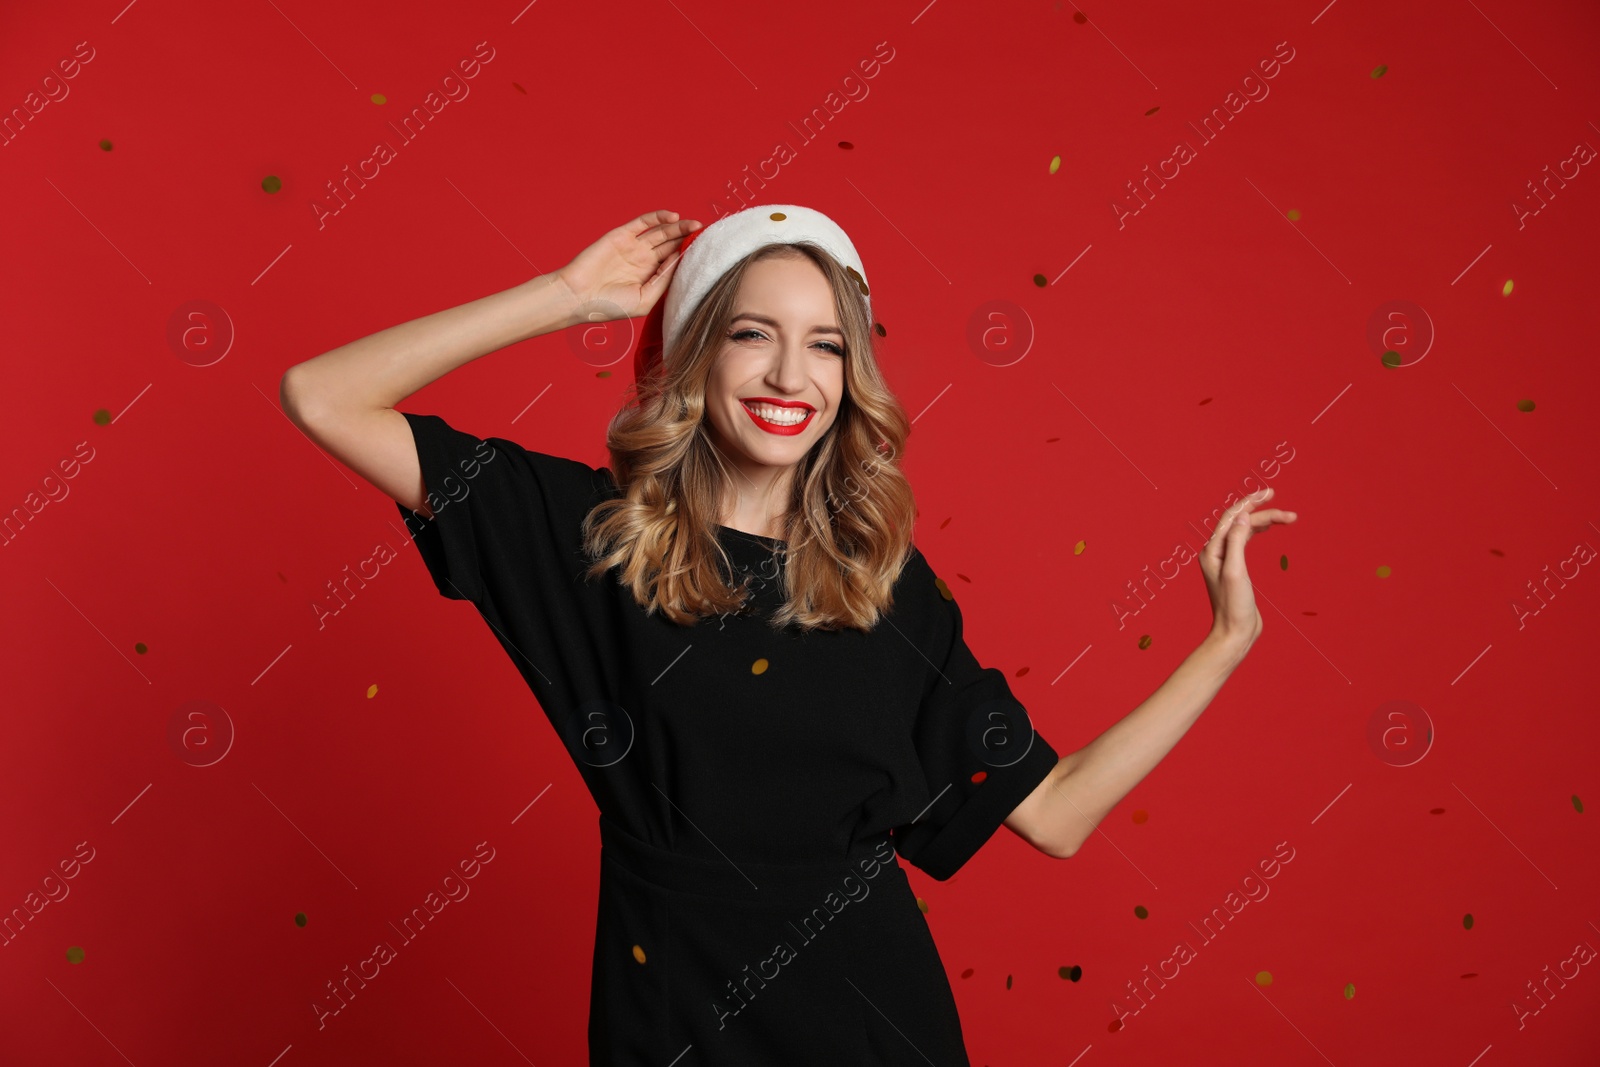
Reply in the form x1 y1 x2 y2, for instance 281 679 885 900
281 205 1296 1065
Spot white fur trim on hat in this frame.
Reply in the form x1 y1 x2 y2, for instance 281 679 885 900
662 204 871 361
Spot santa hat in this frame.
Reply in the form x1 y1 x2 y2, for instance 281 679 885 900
631 204 873 383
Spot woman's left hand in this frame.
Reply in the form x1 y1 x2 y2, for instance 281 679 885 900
1199 486 1299 659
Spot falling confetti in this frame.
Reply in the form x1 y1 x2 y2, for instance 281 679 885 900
838 141 854 150
1134 905 1148 919
1516 399 1535 412
1461 972 1478 979
1430 808 1445 814
1015 666 1030 677
1110 1019 1123 1032
98 138 113 151
971 770 987 783
1344 982 1356 999
1371 65 1387 78
1489 548 1505 557
1381 350 1402 368
1286 209 1301 221
1144 106 1160 116
751 658 769 675
597 370 611 378
1574 795 1584 813
769 212 787 221
93 409 111 425
1073 11 1088 24
1376 565 1392 578
1033 273 1048 287
633 944 647 964
366 684 379 699
278 571 289 583
295 912 308 927
1074 540 1086 555
1006 974 1014 989
66 946 85 964
1280 555 1288 570
262 176 282 194
1049 154 1062 174
1046 436 1061 443
873 322 887 337
1137 634 1152 650
1256 971 1273 986
935 578 953 600
962 968 975 979
513 83 527 94
1199 397 1213 405
1463 914 1474 930
955 573 971 584
371 93 387 105
135 642 148 654
1058 965 1083 981
1502 279 1514 296
1303 611 1317 616
917 897 929 913
1131 810 1148 824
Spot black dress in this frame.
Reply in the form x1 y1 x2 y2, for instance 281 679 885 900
394 412 1061 1066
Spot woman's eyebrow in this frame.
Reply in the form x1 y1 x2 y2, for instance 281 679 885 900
731 312 843 337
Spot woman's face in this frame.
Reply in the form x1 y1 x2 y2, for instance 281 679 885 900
702 254 846 496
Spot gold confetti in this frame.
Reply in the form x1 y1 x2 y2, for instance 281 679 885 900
1256 970 1273 986
295 912 308 927
1286 208 1301 221
371 93 387 105
1344 982 1356 999
1516 399 1535 412
1033 273 1048 287
1134 904 1148 919
752 658 769 675
92 409 111 425
1049 154 1062 174
1074 540 1086 555
1463 913 1474 929
632 944 647 963
916 897 929 913
367 684 379 699
769 212 787 222
1376 565 1392 578
1502 279 1514 296
262 176 282 193
98 138 113 151
1137 634 1152 649
66 946 85 964
134 642 148 654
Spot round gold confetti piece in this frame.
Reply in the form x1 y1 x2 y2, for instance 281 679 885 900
769 212 787 222
1049 155 1062 174
1516 399 1535 412
295 912 308 927
1137 634 1152 650
93 409 111 425
1133 904 1148 919
1371 65 1387 78
597 370 611 378
1463 913 1474 929
934 578 953 601
135 642 148 655
366 684 379 699
873 322 887 337
1502 279 1514 296
262 175 282 194
371 93 387 105
66 946 85 964
1256 970 1273 986
1344 982 1356 999
1381 350 1402 367
1286 208 1301 221
1376 565 1392 578
98 138 113 151
1033 273 1048 287
752 658 769 675
1280 554 1288 570
1074 540 1086 555
1574 795 1584 813
632 944 647 964
916 897 929 913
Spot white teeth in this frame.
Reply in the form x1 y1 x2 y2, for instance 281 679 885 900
743 401 810 426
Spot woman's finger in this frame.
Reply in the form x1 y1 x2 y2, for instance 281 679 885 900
1222 517 1253 582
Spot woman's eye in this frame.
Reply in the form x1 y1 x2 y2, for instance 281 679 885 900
731 329 844 356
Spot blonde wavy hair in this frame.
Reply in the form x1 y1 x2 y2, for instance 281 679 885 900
580 241 918 633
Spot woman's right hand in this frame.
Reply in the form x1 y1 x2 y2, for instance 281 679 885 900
554 210 702 325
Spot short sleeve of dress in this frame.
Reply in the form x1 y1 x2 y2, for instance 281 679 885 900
392 411 611 608
892 548 1060 881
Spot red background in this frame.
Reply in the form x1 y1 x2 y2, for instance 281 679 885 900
3 0 1598 1063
